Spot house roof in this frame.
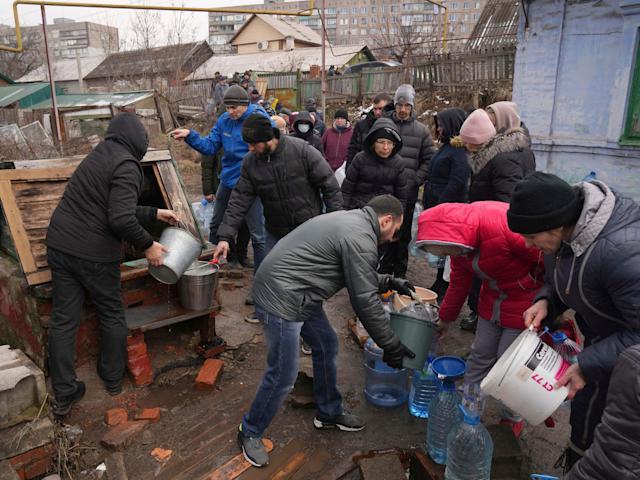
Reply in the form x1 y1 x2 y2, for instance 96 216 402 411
230 14 322 46
0 83 50 107
26 90 155 110
84 41 213 80
15 55 106 83
466 0 519 51
186 45 373 80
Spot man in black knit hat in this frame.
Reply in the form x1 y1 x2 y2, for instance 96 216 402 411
213 113 342 263
507 171 640 475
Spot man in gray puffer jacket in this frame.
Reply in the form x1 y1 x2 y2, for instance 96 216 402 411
380 84 435 276
507 172 640 474
236 195 416 468
565 343 640 480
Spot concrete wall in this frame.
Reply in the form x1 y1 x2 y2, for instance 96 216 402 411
512 0 640 199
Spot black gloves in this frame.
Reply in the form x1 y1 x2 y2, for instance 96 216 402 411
383 342 416 369
389 277 415 297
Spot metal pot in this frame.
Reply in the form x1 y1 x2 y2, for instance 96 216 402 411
148 227 202 284
178 261 219 310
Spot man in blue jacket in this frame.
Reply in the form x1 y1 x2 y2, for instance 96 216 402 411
171 85 271 280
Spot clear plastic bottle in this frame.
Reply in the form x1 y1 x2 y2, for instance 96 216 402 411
445 384 493 480
408 341 441 418
426 376 462 464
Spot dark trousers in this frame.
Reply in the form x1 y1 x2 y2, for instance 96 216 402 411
467 277 482 313
378 201 414 277
47 248 126 398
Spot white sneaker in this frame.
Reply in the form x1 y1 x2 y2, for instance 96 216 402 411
244 312 260 324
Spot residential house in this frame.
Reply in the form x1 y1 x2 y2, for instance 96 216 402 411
512 0 640 199
15 55 106 94
83 41 213 92
229 14 321 54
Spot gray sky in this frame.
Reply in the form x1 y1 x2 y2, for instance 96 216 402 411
0 0 270 47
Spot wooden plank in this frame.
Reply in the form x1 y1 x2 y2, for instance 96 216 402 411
0 167 75 181
203 439 274 480
0 180 38 274
155 159 202 242
9 149 171 170
26 270 51 285
152 163 172 208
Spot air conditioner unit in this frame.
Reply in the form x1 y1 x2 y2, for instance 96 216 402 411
257 40 269 50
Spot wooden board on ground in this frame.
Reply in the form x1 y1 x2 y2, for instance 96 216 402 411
239 440 307 480
203 439 274 480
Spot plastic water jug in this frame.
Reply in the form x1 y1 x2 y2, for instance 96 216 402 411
445 384 493 480
192 198 214 233
426 356 466 464
408 342 441 418
363 338 408 407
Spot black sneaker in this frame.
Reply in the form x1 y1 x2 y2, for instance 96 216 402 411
313 412 365 432
52 380 86 416
460 312 478 332
237 425 269 467
300 340 312 355
104 381 123 396
245 291 255 306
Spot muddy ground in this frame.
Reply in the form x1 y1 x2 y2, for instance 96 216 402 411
57 155 570 480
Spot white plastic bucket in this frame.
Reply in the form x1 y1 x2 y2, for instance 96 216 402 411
480 329 570 425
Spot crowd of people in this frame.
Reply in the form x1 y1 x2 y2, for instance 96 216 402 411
44 76 640 479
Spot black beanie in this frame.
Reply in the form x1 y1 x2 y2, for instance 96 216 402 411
335 108 349 121
242 114 274 143
507 172 582 234
223 85 249 106
369 125 402 146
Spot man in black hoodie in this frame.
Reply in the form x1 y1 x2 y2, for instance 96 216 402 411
46 113 178 416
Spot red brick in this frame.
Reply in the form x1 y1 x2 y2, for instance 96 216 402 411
23 456 50 479
134 407 160 423
8 444 54 480
195 359 224 390
105 408 128 427
127 342 148 358
101 421 149 451
126 334 153 386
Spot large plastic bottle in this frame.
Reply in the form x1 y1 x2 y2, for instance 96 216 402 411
445 384 493 480
426 371 463 464
363 338 408 408
408 342 441 418
193 198 215 233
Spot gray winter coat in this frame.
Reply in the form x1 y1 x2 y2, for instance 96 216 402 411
565 344 640 480
252 207 402 351
535 181 640 382
388 111 435 197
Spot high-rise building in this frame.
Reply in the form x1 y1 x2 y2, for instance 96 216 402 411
0 18 119 59
208 0 487 54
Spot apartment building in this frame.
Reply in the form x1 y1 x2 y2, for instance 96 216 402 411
0 18 119 59
208 0 487 54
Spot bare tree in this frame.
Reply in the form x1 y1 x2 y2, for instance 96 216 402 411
164 6 198 46
128 9 162 50
0 28 46 79
372 13 441 67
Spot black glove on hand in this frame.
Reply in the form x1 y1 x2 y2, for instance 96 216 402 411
389 277 415 297
383 342 416 369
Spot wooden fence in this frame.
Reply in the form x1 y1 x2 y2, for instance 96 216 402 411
171 47 515 109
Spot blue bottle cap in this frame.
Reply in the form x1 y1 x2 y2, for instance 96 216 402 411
201 198 208 205
550 331 568 344
431 356 466 380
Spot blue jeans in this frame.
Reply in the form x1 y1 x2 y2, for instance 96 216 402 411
242 304 343 437
209 183 265 273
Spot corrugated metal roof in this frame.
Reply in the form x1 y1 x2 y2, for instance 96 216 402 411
15 55 107 83
230 14 322 46
466 0 519 51
186 45 372 80
0 83 50 107
26 90 155 110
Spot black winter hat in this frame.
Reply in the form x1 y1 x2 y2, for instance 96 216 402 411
223 85 249 106
334 108 349 121
507 172 582 234
242 114 274 143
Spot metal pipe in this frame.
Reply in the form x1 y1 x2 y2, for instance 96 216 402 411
0 0 314 53
40 5 63 153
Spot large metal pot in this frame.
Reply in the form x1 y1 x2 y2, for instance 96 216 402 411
178 261 219 310
148 227 202 284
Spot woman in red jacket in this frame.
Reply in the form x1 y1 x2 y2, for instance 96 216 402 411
416 201 544 436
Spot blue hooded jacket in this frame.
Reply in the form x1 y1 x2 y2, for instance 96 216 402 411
185 104 271 188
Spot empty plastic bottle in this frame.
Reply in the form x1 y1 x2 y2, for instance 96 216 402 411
193 198 215 233
445 384 493 480
408 343 441 418
426 369 463 464
582 171 597 182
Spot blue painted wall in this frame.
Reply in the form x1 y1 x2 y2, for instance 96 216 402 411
512 0 640 198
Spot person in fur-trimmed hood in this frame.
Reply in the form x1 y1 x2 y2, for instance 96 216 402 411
453 109 535 203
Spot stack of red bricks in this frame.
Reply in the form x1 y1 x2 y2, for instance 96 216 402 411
126 334 153 386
